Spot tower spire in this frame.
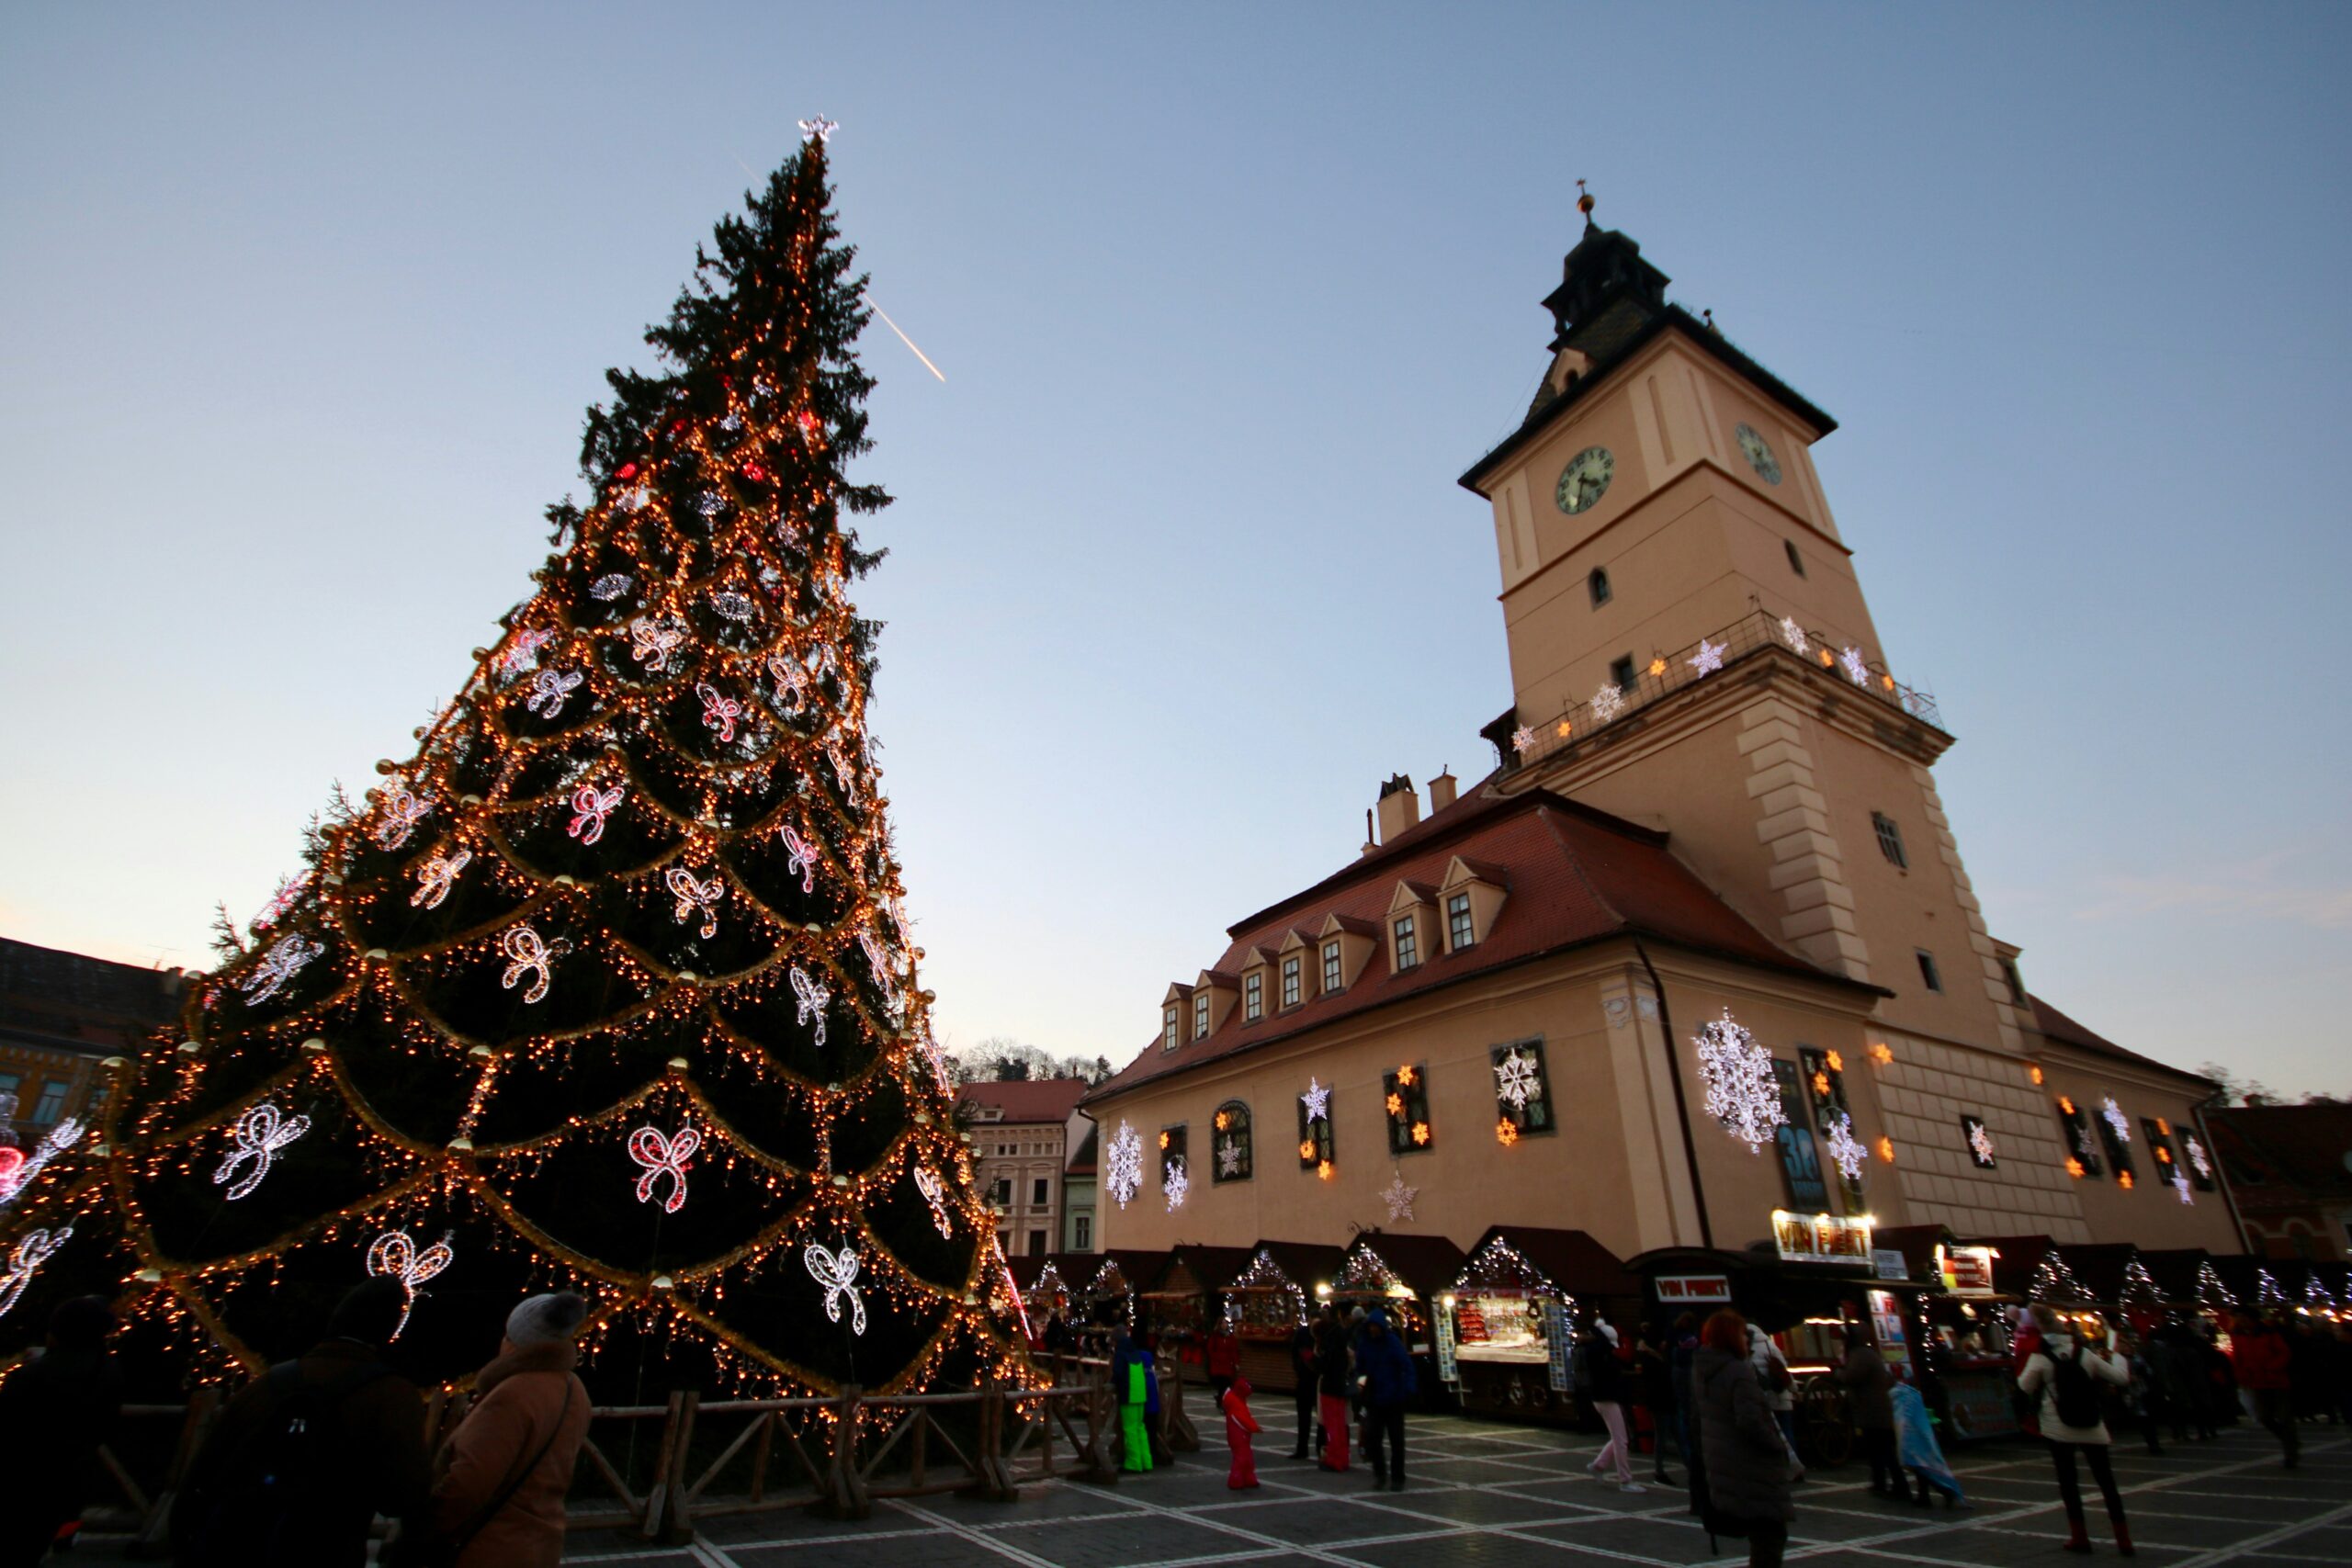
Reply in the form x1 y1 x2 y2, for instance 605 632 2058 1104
1576 178 1596 229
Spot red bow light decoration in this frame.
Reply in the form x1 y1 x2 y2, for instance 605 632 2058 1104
628 1123 702 1213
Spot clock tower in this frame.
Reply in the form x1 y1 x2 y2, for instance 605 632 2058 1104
1461 207 2033 1064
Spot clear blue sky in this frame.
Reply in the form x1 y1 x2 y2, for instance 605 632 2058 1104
3 4 2345 1096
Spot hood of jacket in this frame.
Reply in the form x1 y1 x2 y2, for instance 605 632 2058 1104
1694 1344 1748 1388
1230 1374 1252 1401
477 1337 579 1398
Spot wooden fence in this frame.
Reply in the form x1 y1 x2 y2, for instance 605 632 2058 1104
75 1348 1206 1552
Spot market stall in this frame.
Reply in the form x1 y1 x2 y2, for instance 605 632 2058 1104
1220 1241 1342 1393
1077 1248 1170 1340
2136 1247 2237 1319
1143 1244 1253 1341
1439 1226 1637 1422
1329 1232 1468 1411
1011 1254 1076 1326
1868 1227 2021 1440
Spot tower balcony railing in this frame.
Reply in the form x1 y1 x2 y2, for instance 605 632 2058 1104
1502 607 1942 773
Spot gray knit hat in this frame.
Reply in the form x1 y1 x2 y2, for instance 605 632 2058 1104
505 1291 588 1348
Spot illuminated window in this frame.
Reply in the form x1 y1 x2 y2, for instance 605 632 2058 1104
1394 916 1419 971
1491 1039 1554 1136
1213 1100 1252 1183
1384 1064 1432 1155
1243 973 1262 1021
1298 1090 1335 1168
1447 892 1476 952
1281 955 1301 1008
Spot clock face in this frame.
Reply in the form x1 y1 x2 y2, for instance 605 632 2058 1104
1736 423 1783 485
1555 446 1615 515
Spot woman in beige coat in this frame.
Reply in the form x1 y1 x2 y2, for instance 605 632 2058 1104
2015 1305 2133 1557
430 1292 595 1568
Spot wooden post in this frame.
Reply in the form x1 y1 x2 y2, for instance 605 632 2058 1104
910 1405 928 1490
748 1409 775 1505
640 1390 685 1541
132 1389 220 1556
659 1391 701 1544
822 1384 872 1519
1080 1357 1117 1483
971 1371 1017 1500
1161 1349 1199 1452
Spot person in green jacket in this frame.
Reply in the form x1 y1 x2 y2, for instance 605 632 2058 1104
1114 1328 1157 1472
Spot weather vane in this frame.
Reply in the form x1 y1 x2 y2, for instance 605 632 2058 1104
1577 177 1596 227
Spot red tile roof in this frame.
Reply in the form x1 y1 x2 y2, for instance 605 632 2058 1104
2026 996 2216 1091
1091 779 1878 1104
2204 1104 2352 1200
956 1077 1091 1124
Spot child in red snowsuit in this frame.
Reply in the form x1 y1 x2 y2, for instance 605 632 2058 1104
1221 1374 1261 1489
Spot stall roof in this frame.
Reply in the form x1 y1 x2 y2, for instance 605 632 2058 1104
1087 1249 1172 1295
2061 1243 2141 1305
1461 1226 1639 1299
2134 1248 2221 1307
1008 1253 1088 1293
1242 1240 1348 1294
1152 1245 1256 1296
1343 1233 1471 1298
1870 1224 1957 1288
1965 1235 2065 1303
2209 1254 2293 1311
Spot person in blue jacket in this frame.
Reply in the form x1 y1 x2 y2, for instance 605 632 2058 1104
1354 1307 1419 1491
1112 1328 1159 1472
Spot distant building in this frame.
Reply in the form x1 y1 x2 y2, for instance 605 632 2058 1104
2204 1104 2352 1259
1063 1121 1099 1254
956 1077 1091 1258
0 936 187 1146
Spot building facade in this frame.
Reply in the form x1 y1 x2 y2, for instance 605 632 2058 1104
1 936 186 1149
956 1077 1091 1259
1088 214 2241 1268
2203 1104 2352 1260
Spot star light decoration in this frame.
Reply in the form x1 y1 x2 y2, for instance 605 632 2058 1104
1301 1077 1331 1123
211 1102 311 1201
1689 637 1725 676
1105 1121 1145 1209
0 1226 72 1321
804 1243 866 1334
1692 1010 1787 1152
1780 616 1809 655
1218 1137 1244 1177
628 1123 701 1213
1493 1046 1543 1110
1381 1166 1419 1223
1163 1156 1190 1211
366 1228 455 1339
1591 682 1626 722
1824 1111 1867 1185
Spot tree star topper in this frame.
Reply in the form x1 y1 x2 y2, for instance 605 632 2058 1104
798 115 838 143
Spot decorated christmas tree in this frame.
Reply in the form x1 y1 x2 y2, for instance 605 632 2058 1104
0 125 1028 1400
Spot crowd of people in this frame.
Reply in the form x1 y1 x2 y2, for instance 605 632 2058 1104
0 1283 595 1567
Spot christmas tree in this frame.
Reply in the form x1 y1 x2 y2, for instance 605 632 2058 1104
0 124 1029 1400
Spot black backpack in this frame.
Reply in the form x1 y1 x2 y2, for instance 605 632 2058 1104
175 1357 398 1566
2048 1346 2103 1429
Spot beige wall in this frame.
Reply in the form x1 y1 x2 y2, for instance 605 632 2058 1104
2030 1050 2243 1253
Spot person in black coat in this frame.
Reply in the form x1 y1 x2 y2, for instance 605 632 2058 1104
0 1296 122 1568
1314 1314 1352 1471
1692 1309 1795 1568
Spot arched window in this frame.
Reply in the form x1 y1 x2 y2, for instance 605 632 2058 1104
1212 1100 1253 1183
1588 568 1611 607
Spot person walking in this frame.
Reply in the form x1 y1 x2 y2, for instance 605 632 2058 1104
1113 1327 1156 1472
1204 1317 1241 1404
429 1292 594 1568
1314 1311 1351 1471
2016 1305 2133 1556
2146 1318 2204 1442
1889 1380 1965 1507
1836 1333 1905 1500
1289 1313 1321 1460
1579 1312 1643 1493
0 1296 122 1568
1668 1312 1701 1477
1690 1309 1795 1568
2226 1312 2297 1468
1634 1322 1680 1485
2118 1332 2163 1455
1355 1307 1417 1491
1220 1374 1262 1489
1747 1322 1802 1480
171 1278 432 1567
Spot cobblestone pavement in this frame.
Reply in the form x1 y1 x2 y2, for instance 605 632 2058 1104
545 1410 2350 1568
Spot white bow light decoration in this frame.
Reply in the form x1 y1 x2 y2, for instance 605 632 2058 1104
212 1101 312 1201
366 1228 455 1338
805 1243 866 1335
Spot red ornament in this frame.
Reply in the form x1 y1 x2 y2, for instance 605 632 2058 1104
616 462 639 481
670 419 688 434
742 463 766 481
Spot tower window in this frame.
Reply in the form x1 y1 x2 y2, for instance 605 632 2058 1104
1589 568 1612 607
1281 955 1301 1008
1447 892 1476 952
1917 951 1943 993
1321 941 1342 994
1243 972 1262 1021
1784 540 1806 577
1610 653 1638 694
1394 916 1419 971
1193 991 1210 1039
1871 812 1908 868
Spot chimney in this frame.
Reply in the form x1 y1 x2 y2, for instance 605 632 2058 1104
1374 773 1420 845
1429 768 1458 813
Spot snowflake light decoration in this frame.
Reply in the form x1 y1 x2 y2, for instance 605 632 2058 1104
1380 1167 1419 1223
1689 637 1726 676
1510 724 1536 756
789 965 831 1047
240 935 323 1004
366 1228 454 1339
1591 682 1625 722
804 1244 866 1335
1163 1156 1189 1211
212 1102 311 1201
526 667 584 717
1692 1010 1786 1152
0 1226 72 1322
2099 1098 2132 1145
1839 646 1871 686
1105 1122 1145 1209
590 573 634 601
1964 1116 1997 1168
1493 1046 1542 1110
1825 1111 1867 1185
1217 1137 1244 1177
411 846 470 909
2183 1134 2212 1181
627 1123 701 1213
1300 1077 1331 1123
1780 616 1808 655
912 1166 955 1238
2172 1169 2195 1205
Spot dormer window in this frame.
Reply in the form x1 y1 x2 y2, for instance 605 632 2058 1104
1281 955 1302 1008
1162 1005 1179 1051
1589 567 1612 607
1193 991 1211 1040
1244 972 1262 1021
1394 915 1419 971
1447 892 1475 953
1321 941 1342 994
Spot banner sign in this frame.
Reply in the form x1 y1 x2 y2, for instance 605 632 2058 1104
1544 1299 1573 1393
1938 1245 1997 1297
1655 1273 1734 1304
1771 1210 1874 1264
1434 1299 1460 1384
